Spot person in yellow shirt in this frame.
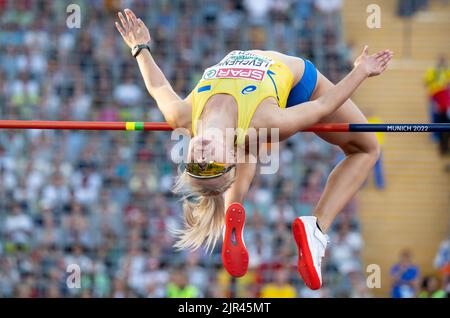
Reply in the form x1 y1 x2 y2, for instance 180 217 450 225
166 269 199 298
260 268 297 298
423 56 450 153
368 116 385 189
423 56 450 106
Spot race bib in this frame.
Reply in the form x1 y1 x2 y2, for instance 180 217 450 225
202 51 274 82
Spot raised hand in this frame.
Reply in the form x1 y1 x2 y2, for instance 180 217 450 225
354 45 393 77
115 8 151 49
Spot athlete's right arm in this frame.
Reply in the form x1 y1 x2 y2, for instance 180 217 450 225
225 161 257 207
115 9 190 129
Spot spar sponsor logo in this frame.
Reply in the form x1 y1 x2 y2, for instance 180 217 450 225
202 66 267 81
216 68 266 81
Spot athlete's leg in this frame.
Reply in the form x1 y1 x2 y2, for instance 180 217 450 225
311 72 380 232
291 71 379 290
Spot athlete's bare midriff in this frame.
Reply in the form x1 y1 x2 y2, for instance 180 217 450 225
239 50 308 132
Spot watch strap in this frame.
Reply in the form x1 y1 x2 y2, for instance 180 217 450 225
132 44 150 58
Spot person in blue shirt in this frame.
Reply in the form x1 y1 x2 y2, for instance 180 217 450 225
390 249 420 298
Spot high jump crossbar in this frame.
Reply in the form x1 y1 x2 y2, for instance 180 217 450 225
0 120 449 132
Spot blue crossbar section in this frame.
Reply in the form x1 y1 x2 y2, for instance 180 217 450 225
349 123 450 132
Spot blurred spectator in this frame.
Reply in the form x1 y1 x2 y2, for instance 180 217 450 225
268 195 295 225
418 275 447 298
347 271 373 298
246 212 273 269
243 0 272 25
397 0 429 17
140 257 169 298
92 260 112 297
330 220 363 276
299 167 325 210
185 251 209 292
41 173 70 209
218 0 243 37
35 210 63 247
4 204 33 250
434 236 450 275
166 268 200 298
390 249 420 298
64 244 93 276
367 113 386 189
314 0 343 14
111 277 129 298
113 73 143 106
0 256 20 297
314 0 343 43
62 204 92 248
260 267 297 298
434 235 450 296
423 56 450 154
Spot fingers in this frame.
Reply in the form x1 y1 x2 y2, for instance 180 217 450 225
375 50 393 66
374 50 386 59
125 8 138 24
118 12 128 32
125 8 137 28
374 49 391 59
379 61 390 73
379 53 393 74
377 54 389 66
362 45 369 55
115 21 126 37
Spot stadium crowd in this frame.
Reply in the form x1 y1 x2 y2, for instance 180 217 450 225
0 0 432 298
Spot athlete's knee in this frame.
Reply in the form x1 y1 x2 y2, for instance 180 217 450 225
369 134 381 161
363 133 381 162
342 133 381 163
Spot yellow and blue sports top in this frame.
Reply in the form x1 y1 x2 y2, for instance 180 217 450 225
191 50 317 145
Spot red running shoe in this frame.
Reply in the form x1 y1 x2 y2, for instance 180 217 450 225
222 202 249 277
292 216 329 290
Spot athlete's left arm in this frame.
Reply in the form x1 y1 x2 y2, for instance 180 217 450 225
275 46 393 140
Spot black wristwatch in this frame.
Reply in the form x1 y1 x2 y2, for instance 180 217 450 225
132 43 151 58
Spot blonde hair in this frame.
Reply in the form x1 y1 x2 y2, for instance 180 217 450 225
172 171 235 252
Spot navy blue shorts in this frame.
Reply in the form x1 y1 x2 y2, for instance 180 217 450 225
286 59 318 107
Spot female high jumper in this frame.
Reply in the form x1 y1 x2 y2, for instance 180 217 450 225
115 9 392 290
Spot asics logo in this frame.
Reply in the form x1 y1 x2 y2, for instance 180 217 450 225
241 85 257 95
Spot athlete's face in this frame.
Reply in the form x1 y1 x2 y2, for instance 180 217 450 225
185 133 235 186
187 133 229 165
